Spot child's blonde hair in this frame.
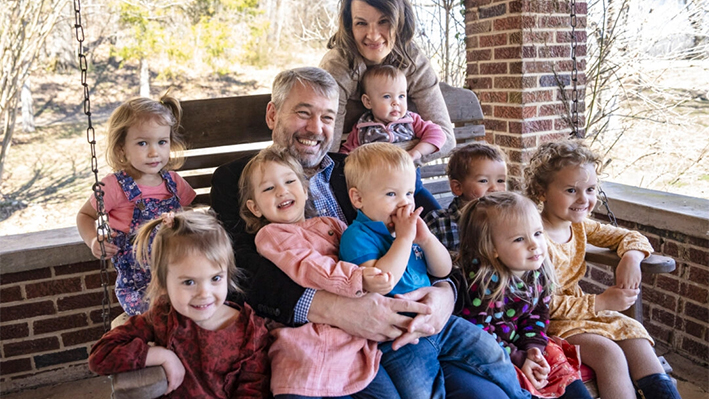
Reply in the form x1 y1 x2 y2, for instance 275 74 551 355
134 210 242 309
446 141 508 182
361 65 405 95
524 139 602 204
238 146 310 234
106 93 186 175
345 143 415 190
457 191 557 305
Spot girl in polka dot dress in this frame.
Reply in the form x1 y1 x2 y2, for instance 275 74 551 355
457 192 591 399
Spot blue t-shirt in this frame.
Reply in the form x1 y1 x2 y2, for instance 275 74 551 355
339 210 430 296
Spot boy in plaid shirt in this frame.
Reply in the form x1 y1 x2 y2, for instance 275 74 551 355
424 142 508 252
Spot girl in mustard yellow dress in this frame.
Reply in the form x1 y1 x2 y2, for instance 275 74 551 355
524 140 680 399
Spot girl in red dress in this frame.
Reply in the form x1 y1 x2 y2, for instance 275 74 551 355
88 211 270 398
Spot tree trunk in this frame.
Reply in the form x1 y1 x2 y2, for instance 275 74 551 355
140 58 150 97
0 97 19 183
21 79 35 132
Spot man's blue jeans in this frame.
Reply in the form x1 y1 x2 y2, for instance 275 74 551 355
379 315 533 399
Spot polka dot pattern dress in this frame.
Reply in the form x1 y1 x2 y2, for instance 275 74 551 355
462 267 582 398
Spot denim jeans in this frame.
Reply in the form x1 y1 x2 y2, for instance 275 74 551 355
414 167 440 218
274 363 401 399
559 379 593 399
443 362 511 399
380 315 533 399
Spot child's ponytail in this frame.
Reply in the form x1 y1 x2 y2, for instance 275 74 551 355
159 93 183 129
159 92 186 171
133 214 172 306
134 211 243 313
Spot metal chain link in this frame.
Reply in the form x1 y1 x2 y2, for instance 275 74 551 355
569 0 580 138
597 185 618 227
73 0 113 333
570 1 616 225
569 0 581 138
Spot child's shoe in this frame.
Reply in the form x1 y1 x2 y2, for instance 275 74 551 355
636 373 681 399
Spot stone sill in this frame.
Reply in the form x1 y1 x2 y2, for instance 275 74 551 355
596 182 708 240
1 182 707 274
0 227 94 274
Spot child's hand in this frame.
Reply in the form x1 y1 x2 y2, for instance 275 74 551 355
413 214 435 246
596 286 639 312
90 233 119 259
162 350 185 394
521 348 550 390
391 204 422 243
362 267 395 294
408 149 422 162
146 346 185 395
615 250 644 289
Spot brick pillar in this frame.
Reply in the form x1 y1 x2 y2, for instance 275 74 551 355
464 0 587 180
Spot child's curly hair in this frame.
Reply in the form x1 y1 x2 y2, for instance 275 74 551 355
524 139 602 204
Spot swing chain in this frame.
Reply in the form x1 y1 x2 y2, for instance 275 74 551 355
597 185 618 227
569 0 580 138
569 2 617 227
73 0 113 333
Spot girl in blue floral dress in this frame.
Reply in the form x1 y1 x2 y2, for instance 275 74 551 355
77 94 195 317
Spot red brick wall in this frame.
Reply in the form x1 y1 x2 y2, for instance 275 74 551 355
0 261 122 393
465 0 587 180
584 213 709 366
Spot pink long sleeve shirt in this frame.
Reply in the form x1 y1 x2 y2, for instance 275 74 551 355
255 217 381 397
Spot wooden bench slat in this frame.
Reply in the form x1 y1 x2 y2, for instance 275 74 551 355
192 192 211 207
420 163 447 179
423 179 452 195
440 81 484 122
179 95 272 148
181 149 263 171
454 124 486 141
182 174 215 191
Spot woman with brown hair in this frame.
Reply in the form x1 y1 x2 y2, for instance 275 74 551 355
320 0 455 164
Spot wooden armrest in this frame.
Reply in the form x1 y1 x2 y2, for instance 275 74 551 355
585 245 676 274
111 367 167 399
